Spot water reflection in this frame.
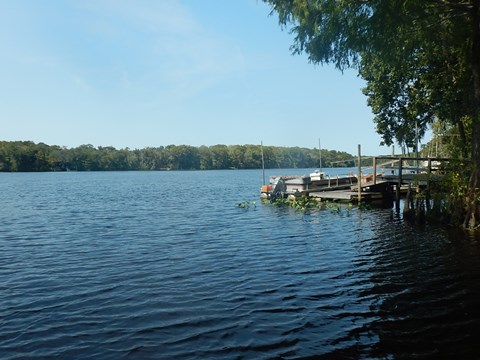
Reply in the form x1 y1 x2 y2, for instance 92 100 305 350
355 220 480 359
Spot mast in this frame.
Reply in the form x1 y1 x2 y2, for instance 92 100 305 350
261 141 266 185
318 138 322 172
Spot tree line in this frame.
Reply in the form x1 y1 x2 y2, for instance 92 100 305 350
0 141 356 172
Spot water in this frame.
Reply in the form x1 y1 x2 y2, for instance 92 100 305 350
1 170 480 359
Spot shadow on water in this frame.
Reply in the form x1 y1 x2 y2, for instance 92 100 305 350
256 197 480 359
347 219 480 359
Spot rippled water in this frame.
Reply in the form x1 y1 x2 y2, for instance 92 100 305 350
1 170 480 359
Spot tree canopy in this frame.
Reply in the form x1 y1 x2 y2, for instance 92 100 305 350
0 141 356 172
264 0 477 152
264 0 480 228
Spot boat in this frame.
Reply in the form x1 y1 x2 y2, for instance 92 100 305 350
260 170 358 199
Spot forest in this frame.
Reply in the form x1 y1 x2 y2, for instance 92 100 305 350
0 141 356 172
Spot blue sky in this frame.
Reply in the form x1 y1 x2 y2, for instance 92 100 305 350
0 0 403 155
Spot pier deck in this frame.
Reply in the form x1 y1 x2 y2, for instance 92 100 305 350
303 180 392 202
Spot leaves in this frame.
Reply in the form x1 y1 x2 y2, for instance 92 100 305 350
237 201 257 209
263 194 353 215
264 0 476 157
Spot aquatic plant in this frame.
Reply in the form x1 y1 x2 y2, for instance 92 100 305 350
263 195 355 216
237 201 256 209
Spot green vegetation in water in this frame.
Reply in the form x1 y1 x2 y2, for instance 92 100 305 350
400 161 478 228
237 201 257 209
358 202 372 210
263 195 353 215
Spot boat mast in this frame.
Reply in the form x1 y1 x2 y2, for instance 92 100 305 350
318 138 322 172
261 141 266 185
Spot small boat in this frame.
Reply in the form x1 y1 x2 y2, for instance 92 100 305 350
260 170 358 199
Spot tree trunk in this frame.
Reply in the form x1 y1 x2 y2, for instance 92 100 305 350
457 117 468 158
466 0 480 229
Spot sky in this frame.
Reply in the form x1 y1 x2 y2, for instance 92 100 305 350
0 0 407 155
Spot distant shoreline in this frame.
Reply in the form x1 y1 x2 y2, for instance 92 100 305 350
0 141 356 172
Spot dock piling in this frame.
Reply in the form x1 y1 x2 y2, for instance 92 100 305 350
357 144 362 202
395 158 403 208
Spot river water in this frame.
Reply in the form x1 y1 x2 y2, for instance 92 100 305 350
1 170 480 359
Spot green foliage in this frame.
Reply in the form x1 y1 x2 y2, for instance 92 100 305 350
264 0 368 70
359 3 471 153
290 196 319 211
269 2 473 135
400 161 473 227
263 195 353 215
264 0 475 155
237 201 257 209
265 196 290 207
421 118 472 159
0 141 356 172
434 160 470 192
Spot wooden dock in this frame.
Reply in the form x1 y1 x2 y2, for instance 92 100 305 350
303 180 393 202
293 154 453 203
263 152 460 204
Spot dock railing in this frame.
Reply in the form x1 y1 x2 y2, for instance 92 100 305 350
372 156 454 184
372 156 461 206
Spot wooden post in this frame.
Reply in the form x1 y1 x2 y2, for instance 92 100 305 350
396 157 403 207
399 158 403 187
427 158 432 191
391 145 395 174
426 158 432 210
358 144 362 203
373 157 377 185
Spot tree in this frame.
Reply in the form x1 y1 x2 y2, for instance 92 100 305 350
243 145 263 169
210 145 231 169
165 145 199 170
228 145 246 169
198 146 213 170
264 0 480 228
